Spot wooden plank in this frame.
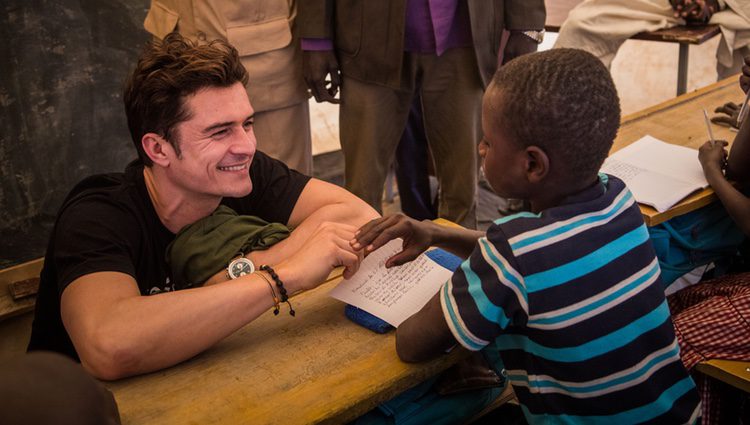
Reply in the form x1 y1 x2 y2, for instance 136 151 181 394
8 277 40 300
696 360 750 394
106 277 468 425
0 258 43 322
613 77 742 226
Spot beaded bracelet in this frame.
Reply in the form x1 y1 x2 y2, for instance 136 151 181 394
254 271 281 315
259 265 295 316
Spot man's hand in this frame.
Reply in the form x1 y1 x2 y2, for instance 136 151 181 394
670 0 720 24
303 50 341 104
276 222 362 291
502 32 539 65
698 140 729 176
351 214 435 268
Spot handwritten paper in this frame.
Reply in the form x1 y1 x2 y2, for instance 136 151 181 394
329 239 454 326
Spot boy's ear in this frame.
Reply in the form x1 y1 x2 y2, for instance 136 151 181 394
524 146 549 183
142 133 173 167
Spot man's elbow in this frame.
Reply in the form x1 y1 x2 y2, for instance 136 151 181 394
78 333 141 381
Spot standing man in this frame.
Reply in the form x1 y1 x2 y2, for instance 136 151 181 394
144 0 313 174
27 34 378 380
298 1 546 228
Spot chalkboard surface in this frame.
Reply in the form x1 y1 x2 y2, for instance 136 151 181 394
0 0 151 268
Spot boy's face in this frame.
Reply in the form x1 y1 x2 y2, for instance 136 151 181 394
479 88 528 199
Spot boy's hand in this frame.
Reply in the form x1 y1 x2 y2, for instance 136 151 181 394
698 140 729 175
711 102 741 129
351 214 434 268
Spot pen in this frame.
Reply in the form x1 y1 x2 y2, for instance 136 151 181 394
703 108 715 147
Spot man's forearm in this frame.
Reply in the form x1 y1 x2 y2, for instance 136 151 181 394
253 201 378 267
62 272 280 380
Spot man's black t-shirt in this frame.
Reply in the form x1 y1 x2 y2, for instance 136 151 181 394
27 152 310 360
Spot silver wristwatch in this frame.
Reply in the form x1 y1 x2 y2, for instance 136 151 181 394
227 256 255 279
519 29 545 44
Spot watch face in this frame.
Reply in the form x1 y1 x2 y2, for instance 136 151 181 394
229 258 255 279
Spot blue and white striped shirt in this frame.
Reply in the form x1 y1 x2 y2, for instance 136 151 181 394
441 174 700 424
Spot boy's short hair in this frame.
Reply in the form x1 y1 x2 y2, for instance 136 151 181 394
123 32 249 166
489 48 620 182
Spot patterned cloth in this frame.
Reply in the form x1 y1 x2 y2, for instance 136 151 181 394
441 174 700 424
668 272 750 424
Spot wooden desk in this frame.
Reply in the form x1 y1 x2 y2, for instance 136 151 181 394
543 0 721 95
105 273 466 424
695 359 750 394
614 77 742 226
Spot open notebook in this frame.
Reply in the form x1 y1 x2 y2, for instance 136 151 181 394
600 135 709 212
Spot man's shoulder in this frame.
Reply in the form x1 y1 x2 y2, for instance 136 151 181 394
57 163 146 225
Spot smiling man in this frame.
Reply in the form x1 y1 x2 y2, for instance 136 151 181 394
27 33 378 380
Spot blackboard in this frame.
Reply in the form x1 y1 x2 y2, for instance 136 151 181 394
0 0 151 268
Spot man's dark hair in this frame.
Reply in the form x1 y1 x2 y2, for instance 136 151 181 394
123 32 249 166
489 48 621 183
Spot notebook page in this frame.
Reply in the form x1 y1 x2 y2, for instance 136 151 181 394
329 239 453 326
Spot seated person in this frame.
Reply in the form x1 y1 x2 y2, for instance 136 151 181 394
352 48 700 423
645 65 750 292
699 69 750 238
27 33 378 380
554 0 750 79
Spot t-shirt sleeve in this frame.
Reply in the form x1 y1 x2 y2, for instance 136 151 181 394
224 151 311 224
53 197 140 296
440 225 529 351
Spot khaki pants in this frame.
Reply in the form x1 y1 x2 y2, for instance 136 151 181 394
340 48 483 228
253 100 313 174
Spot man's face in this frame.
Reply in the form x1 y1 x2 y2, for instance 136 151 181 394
166 82 256 200
478 88 527 199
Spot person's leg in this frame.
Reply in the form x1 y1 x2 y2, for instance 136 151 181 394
0 351 121 425
252 100 313 174
339 76 413 213
554 0 680 68
420 48 482 229
395 96 437 221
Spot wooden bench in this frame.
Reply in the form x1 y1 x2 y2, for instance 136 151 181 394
0 259 42 322
544 0 721 96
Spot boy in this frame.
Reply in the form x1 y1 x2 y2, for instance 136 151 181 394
352 49 700 423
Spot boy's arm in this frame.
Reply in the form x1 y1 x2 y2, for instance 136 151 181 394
351 214 484 267
396 293 457 362
699 141 750 236
727 98 750 185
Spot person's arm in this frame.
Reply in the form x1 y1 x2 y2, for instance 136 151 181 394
351 214 484 267
501 0 546 64
247 178 378 267
62 220 363 380
727 92 750 185
699 140 750 236
298 0 341 103
396 293 456 362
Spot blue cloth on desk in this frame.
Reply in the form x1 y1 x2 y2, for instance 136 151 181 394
345 248 463 333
